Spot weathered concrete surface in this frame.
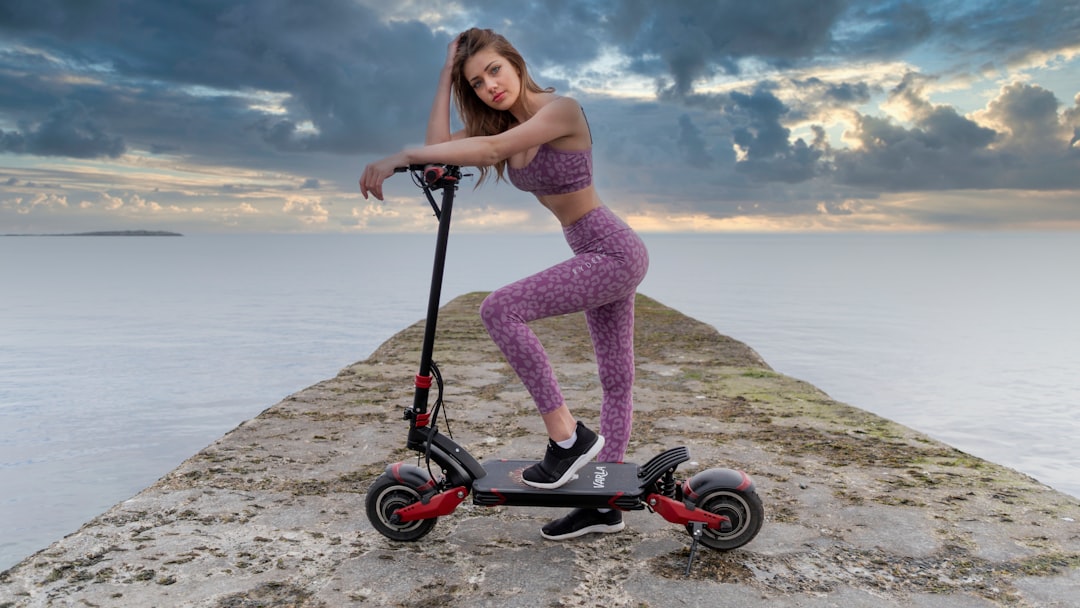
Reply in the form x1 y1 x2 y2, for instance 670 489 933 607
2 292 1078 607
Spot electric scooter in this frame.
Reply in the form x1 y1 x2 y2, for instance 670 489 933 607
364 164 764 572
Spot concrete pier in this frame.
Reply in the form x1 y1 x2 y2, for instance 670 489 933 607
2 293 1077 607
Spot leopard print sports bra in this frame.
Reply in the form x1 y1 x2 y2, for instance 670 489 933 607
507 143 593 196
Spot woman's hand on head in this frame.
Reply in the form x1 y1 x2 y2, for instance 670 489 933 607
444 33 461 69
359 153 406 201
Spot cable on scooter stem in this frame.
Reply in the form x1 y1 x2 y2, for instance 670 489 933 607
395 164 458 219
431 363 452 440
395 163 464 479
420 361 454 480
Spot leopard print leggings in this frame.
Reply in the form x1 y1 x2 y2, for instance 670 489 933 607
479 206 649 462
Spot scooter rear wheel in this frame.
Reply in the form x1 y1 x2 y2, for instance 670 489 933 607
366 473 438 541
687 487 763 550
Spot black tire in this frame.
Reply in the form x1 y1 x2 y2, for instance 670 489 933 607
686 487 764 551
365 473 438 541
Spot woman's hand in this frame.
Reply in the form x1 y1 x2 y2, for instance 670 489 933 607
359 152 407 200
444 33 461 70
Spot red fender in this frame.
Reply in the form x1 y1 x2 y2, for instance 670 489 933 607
646 493 731 530
393 486 469 522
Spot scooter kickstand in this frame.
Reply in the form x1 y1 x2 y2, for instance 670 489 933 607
684 521 704 576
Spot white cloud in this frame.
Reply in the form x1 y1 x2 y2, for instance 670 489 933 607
282 197 329 225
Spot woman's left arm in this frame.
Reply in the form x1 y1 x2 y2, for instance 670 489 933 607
360 98 583 200
358 139 492 200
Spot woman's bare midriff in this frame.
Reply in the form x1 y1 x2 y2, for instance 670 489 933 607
538 185 603 226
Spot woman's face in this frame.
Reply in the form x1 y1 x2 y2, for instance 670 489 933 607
463 47 520 111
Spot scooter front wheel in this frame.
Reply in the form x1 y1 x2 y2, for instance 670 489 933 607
365 473 438 541
687 487 764 551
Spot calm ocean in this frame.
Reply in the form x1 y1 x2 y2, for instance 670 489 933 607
1 231 1078 570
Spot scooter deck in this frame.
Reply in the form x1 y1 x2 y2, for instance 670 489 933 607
472 459 645 510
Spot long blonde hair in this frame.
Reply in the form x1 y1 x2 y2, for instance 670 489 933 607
451 28 553 185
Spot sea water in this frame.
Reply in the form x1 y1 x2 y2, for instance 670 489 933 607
1 231 1077 570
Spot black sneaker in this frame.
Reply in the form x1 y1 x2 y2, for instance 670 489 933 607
521 421 605 490
541 508 625 540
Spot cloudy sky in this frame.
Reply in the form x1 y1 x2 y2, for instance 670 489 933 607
1 0 1078 234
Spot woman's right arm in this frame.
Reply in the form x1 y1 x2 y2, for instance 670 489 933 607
425 36 459 145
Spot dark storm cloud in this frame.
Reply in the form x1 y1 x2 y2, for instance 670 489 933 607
832 1 934 58
662 85 831 187
833 78 1080 191
1 0 1078 229
594 65 1076 218
833 112 999 190
0 100 125 158
795 78 874 107
581 91 824 217
935 0 1080 68
726 88 793 161
0 0 448 163
603 0 848 95
468 0 608 68
983 82 1064 149
468 0 1077 95
676 114 712 168
737 125 829 185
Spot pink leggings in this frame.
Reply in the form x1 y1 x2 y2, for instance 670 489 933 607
479 206 649 462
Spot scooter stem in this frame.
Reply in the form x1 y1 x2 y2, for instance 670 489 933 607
411 179 456 416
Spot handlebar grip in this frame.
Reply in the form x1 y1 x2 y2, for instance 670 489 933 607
424 165 446 183
395 163 458 185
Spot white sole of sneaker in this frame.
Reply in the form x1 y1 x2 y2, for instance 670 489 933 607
522 435 606 490
541 520 626 541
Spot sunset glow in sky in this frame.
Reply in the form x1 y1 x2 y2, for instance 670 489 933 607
2 0 1078 233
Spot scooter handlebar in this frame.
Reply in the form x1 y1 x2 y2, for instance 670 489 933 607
395 164 459 186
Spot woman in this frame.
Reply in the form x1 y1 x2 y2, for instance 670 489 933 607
360 28 649 541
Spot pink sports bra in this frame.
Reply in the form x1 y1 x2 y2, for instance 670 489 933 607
507 143 593 196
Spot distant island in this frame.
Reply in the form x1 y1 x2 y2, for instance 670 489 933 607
2 230 183 237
